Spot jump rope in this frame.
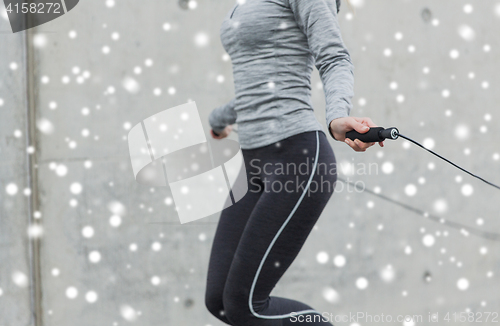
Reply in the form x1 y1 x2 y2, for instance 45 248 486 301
346 127 500 191
344 127 500 242
225 126 500 241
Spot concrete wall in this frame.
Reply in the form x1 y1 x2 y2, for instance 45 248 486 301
0 24 35 326
1 0 500 325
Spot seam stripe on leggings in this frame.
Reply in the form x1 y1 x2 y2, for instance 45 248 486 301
248 130 322 320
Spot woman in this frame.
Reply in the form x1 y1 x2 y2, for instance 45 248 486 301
205 0 383 325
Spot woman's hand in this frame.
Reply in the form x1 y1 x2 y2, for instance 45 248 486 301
210 125 233 139
329 117 384 152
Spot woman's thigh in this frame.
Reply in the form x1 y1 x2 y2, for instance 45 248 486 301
205 150 264 305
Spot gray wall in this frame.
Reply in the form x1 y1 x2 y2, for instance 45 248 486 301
1 0 500 325
0 27 34 326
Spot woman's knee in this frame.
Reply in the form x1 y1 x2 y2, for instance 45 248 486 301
205 288 225 319
222 287 255 325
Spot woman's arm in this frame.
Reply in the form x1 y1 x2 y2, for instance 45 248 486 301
287 0 382 151
208 97 237 138
288 0 353 129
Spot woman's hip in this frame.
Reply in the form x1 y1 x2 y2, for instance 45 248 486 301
241 130 337 190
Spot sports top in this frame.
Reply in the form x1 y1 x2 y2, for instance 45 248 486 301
209 0 354 149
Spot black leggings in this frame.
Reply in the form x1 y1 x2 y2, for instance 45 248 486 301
205 130 337 326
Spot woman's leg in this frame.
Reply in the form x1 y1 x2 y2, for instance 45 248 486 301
205 150 264 325
222 130 338 326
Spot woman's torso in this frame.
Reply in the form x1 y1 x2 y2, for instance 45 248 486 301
220 0 328 149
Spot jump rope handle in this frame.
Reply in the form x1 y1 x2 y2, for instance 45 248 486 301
346 127 399 142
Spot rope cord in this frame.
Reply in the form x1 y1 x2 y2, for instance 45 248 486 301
396 132 500 191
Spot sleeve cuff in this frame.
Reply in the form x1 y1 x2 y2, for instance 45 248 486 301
208 112 227 134
326 111 349 140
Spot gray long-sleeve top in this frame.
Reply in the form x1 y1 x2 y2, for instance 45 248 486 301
209 0 354 149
